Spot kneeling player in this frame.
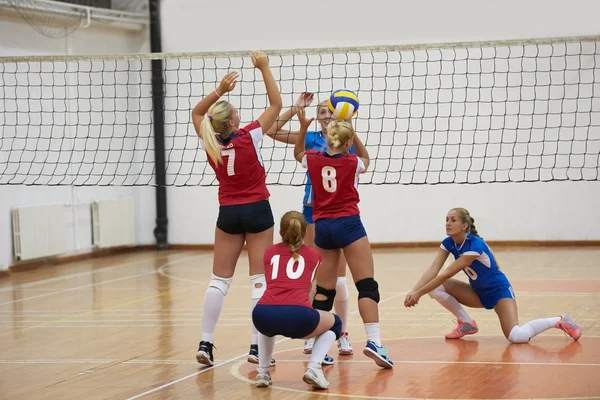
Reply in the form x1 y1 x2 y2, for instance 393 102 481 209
252 211 342 390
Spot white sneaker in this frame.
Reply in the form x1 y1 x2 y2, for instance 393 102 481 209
303 338 314 354
255 372 271 387
302 365 329 390
337 332 353 355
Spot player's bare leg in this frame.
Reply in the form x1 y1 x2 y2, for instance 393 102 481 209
343 236 392 368
494 298 581 343
335 253 352 355
246 227 276 366
432 278 481 339
196 228 245 366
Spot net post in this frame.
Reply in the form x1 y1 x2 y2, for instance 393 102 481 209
149 0 169 250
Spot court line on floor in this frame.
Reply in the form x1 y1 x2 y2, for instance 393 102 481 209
124 291 404 399
0 255 173 293
124 336 291 400
0 254 202 307
0 255 203 335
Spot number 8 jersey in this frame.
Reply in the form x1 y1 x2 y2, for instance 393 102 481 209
203 120 270 206
302 150 366 221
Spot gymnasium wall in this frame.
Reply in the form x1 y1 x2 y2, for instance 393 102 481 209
0 9 154 270
160 0 600 245
1 0 599 270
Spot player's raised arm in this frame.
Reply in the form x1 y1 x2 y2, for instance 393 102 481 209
252 51 283 133
191 71 239 139
350 129 370 172
266 92 314 144
294 105 314 163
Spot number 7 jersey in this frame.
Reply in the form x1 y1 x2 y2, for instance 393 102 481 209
302 150 366 221
203 120 270 206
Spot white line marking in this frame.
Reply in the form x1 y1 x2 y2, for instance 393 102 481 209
0 256 170 293
0 256 201 307
124 336 291 400
125 289 406 399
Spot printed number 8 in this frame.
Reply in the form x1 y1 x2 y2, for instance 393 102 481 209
322 166 337 193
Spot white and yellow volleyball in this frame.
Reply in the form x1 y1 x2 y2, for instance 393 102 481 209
327 89 359 120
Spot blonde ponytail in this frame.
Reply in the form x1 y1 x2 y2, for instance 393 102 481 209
200 117 222 165
200 100 234 165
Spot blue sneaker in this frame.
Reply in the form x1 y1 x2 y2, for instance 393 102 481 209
363 340 393 369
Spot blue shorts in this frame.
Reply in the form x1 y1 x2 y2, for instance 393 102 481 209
314 215 367 250
252 304 320 338
475 285 516 309
302 205 314 224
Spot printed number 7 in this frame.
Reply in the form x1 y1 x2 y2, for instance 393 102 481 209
222 149 235 176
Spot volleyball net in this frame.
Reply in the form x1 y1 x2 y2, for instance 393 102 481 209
1 35 599 186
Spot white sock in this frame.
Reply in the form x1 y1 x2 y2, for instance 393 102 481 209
364 323 381 346
251 298 259 345
334 277 349 333
258 333 275 374
430 285 473 323
522 317 561 338
309 330 336 367
201 287 225 343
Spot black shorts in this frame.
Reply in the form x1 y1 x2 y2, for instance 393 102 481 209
216 200 274 235
252 304 320 338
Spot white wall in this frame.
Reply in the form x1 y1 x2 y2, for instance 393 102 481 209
159 0 600 245
0 10 154 269
1 0 599 270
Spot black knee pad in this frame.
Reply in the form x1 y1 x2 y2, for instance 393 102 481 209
312 285 336 311
355 278 380 303
329 314 342 340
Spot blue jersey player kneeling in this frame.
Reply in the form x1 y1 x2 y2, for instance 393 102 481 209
405 208 582 344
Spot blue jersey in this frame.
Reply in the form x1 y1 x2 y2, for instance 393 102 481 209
302 130 356 205
440 233 510 293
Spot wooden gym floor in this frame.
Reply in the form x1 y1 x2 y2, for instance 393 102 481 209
0 246 599 400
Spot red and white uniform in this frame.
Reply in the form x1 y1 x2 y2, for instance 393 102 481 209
301 150 366 221
203 120 270 206
259 243 322 308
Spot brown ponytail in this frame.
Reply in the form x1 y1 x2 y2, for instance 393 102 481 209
279 211 307 259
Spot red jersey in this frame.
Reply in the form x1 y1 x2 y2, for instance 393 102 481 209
258 243 322 308
204 120 270 206
302 150 365 221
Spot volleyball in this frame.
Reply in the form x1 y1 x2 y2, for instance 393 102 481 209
327 89 359 120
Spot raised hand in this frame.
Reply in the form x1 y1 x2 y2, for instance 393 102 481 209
251 50 269 71
296 105 314 130
217 71 239 95
295 92 314 109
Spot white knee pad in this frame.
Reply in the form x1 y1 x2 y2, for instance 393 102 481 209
508 325 531 343
335 277 349 301
209 273 233 296
429 284 450 301
250 274 266 300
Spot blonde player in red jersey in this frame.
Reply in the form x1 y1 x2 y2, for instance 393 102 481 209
191 51 282 367
253 211 342 390
265 94 354 356
292 106 393 369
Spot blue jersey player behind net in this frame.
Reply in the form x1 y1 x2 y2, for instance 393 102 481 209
405 208 582 344
266 93 354 356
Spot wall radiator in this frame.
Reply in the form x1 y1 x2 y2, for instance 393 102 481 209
12 203 68 261
91 197 136 248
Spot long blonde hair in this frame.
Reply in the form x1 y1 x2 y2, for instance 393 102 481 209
327 120 354 149
200 101 234 165
279 211 307 260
